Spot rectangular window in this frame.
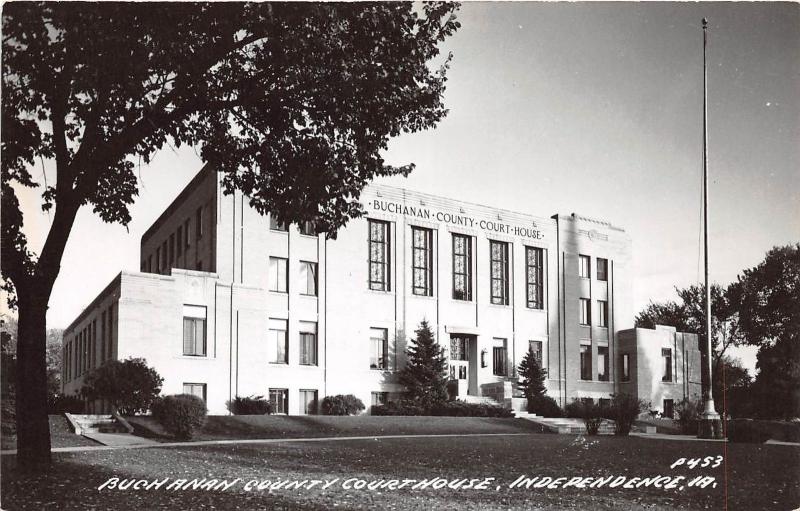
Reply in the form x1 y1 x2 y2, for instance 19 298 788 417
663 399 675 419
299 322 318 366
184 219 191 248
155 248 161 272
598 300 608 327
177 227 183 257
183 383 206 402
580 345 592 380
412 227 434 296
579 254 590 278
579 298 591 326
662 348 673 382
100 311 106 362
493 343 507 376
299 261 318 296
458 365 467 379
371 391 389 408
161 241 168 272
91 320 97 369
270 216 288 231
269 388 288 414
368 220 390 291
147 255 153 273
529 340 543 365
525 246 544 309
169 233 175 264
268 318 288 364
299 221 316 236
450 336 469 361
597 258 608 281
452 234 472 301
490 240 509 305
182 305 207 356
598 346 609 381
369 327 389 370
108 305 113 360
269 257 288 293
299 389 318 415
621 353 630 382
195 207 203 239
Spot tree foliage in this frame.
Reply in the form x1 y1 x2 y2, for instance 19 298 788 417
81 357 163 415
399 320 449 409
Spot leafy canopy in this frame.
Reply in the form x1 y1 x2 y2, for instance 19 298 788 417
81 357 164 415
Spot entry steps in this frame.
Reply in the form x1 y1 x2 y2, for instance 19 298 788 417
66 414 130 434
518 416 617 435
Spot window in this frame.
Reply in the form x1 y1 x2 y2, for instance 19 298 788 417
268 318 288 364
299 389 318 415
101 311 106 362
620 353 630 382
599 398 611 409
490 240 509 305
182 305 207 356
580 345 591 380
300 261 318 296
368 220 390 291
451 365 467 379
598 300 608 327
195 207 203 239
183 383 206 402
177 226 183 257
597 258 608 281
299 322 317 366
579 298 591 326
452 234 472 300
598 346 609 381
269 388 288 414
525 246 544 309
529 340 543 365
169 234 175 264
411 227 434 296
663 399 675 419
155 248 161 272
371 391 388 408
269 257 288 293
493 341 507 376
108 305 114 360
662 348 673 382
147 255 153 273
370 327 389 370
270 216 288 231
184 219 190 248
299 221 316 236
450 336 469 361
579 255 590 278
161 241 167 271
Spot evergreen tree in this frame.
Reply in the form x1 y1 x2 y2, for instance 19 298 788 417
399 320 448 409
518 347 547 400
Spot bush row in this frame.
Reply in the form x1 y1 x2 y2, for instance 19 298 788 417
372 400 514 418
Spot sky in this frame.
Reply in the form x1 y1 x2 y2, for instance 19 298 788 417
11 2 800 373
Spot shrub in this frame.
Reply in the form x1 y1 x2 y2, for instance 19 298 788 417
675 398 704 434
609 393 648 436
320 394 365 416
81 357 163 415
227 395 272 415
371 401 426 416
371 400 514 418
48 393 85 414
527 395 562 418
727 420 771 443
564 398 603 435
152 394 207 440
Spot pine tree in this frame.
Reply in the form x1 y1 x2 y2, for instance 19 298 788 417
399 320 449 409
518 347 547 400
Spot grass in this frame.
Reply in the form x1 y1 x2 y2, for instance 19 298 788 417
2 430 798 510
1 415 99 450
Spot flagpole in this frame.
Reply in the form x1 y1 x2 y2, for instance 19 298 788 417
698 17 723 439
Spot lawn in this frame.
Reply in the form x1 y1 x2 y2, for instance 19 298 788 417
2 432 797 510
1 415 99 451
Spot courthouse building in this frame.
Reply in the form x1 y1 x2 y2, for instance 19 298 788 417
62 165 701 416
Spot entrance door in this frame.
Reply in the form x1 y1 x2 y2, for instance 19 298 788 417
449 335 472 396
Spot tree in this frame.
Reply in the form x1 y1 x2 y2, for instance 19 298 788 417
81 357 163 415
517 347 546 399
713 356 752 419
2 2 460 467
399 320 448 409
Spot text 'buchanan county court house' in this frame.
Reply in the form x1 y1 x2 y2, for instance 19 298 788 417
62 165 701 417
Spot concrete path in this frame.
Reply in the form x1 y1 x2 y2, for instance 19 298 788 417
631 431 800 446
81 432 160 447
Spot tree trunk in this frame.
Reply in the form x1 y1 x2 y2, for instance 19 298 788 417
15 291 52 470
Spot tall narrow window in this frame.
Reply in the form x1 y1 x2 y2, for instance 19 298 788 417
161 241 168 272
452 234 472 301
299 390 318 414
169 233 175 265
579 298 591 325
177 226 183 257
268 318 288 364
370 328 389 370
182 305 207 356
525 246 544 309
156 248 161 273
493 340 507 376
368 220 390 291
91 320 97 369
450 336 469 361
299 322 318 366
529 340 543 365
270 216 288 231
371 391 389 408
580 344 592 380
412 227 433 296
183 383 206 402
621 353 630 382
195 207 203 239
100 311 106 362
597 258 608 281
598 300 608 327
490 240 509 305
108 305 113 360
269 388 288 414
663 399 675 419
269 257 288 293
662 348 673 382
579 254 590 278
300 261 318 296
299 221 316 236
184 219 191 248
597 346 609 381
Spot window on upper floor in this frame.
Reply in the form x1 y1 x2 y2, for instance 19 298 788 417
597 258 608 281
662 348 673 382
299 221 317 236
270 216 288 232
621 353 630 382
411 227 433 296
368 220 390 291
526 246 544 309
598 346 609 381
269 257 288 293
579 298 591 326
452 234 472 301
268 318 288 364
598 300 608 328
300 261 318 296
299 322 318 366
490 240 509 305
579 254 590 278
580 344 592 380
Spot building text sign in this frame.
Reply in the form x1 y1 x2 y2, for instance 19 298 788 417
370 199 544 240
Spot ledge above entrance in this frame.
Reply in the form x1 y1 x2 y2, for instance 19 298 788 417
444 325 480 336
